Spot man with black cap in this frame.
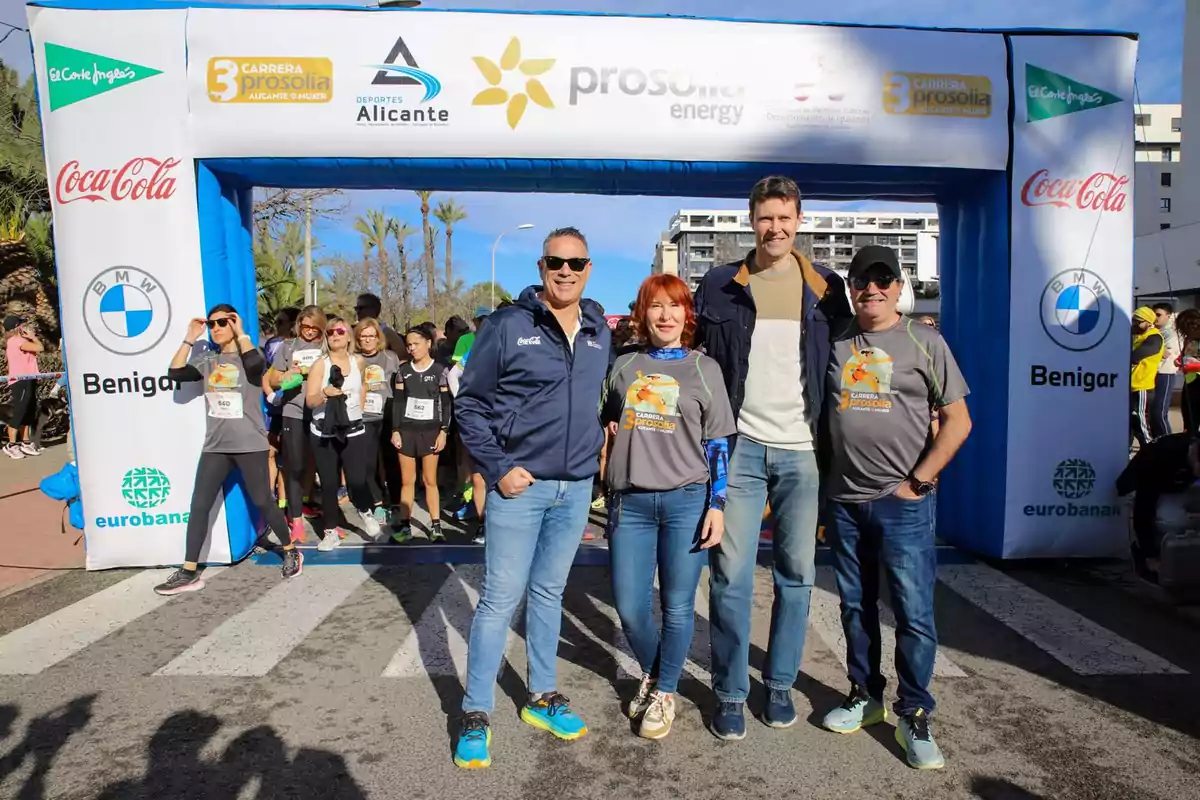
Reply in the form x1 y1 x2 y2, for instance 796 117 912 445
818 244 971 771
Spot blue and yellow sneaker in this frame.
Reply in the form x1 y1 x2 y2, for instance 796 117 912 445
454 712 492 769
520 692 588 740
895 708 945 770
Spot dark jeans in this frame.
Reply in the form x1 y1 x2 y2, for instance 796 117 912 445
609 484 709 694
1184 379 1200 436
827 492 938 716
310 432 373 533
1150 374 1175 440
185 451 289 563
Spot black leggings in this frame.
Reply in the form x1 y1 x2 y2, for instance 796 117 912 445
365 418 402 507
310 432 373 533
185 451 289 564
281 417 310 520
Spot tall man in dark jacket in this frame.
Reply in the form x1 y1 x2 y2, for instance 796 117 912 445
452 227 611 769
694 176 852 739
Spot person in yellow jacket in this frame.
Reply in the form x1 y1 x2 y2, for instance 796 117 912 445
1131 306 1165 448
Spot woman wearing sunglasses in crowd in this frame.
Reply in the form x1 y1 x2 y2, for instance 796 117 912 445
155 305 303 596
390 325 452 543
600 274 736 740
305 316 380 549
268 304 327 543
356 317 403 532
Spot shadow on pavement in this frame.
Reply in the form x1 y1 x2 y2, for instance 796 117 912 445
970 776 1050 799
0 695 95 800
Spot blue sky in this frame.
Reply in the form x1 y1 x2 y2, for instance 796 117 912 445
1 0 1184 312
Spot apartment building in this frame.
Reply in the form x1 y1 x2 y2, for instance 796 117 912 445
1133 103 1182 237
665 208 940 295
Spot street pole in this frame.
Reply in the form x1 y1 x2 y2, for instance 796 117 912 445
303 196 313 306
490 232 505 311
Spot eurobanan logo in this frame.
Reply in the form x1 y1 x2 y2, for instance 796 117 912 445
1023 458 1120 518
96 466 189 528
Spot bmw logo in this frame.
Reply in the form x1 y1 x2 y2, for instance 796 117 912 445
82 266 172 356
1039 268 1114 352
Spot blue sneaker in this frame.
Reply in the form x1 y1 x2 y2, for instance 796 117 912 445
763 688 797 728
822 684 887 734
520 692 588 740
711 701 746 740
453 712 491 769
895 708 945 770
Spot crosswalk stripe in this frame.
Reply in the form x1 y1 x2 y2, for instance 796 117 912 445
939 564 1188 676
562 595 642 681
0 568 224 675
808 575 968 679
383 564 522 678
156 565 378 677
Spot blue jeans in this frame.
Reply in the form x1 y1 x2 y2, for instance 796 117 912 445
709 438 820 701
461 478 592 715
827 492 938 715
609 484 709 694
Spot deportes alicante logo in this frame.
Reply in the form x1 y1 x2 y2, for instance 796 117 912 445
1023 458 1118 519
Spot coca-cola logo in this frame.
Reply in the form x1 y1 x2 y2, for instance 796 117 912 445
55 157 180 205
1020 168 1129 213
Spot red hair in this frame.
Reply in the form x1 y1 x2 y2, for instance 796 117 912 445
630 274 696 347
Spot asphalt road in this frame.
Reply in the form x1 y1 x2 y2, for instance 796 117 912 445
0 556 1196 800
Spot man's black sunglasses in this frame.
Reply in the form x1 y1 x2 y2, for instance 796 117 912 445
849 273 898 291
542 256 590 272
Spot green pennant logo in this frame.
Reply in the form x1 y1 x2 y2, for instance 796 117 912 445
44 43 163 111
1025 64 1122 122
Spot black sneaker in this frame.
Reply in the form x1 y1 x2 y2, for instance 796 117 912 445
429 520 446 542
282 548 303 579
472 520 486 545
154 568 204 596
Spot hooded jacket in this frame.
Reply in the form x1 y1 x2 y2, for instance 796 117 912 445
455 285 612 490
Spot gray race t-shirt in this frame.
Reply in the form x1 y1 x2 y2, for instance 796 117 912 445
272 338 323 419
192 350 269 454
361 350 401 421
826 316 969 502
602 351 737 493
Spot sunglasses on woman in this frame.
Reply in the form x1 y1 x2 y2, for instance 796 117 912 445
542 256 591 272
327 326 348 336
207 318 232 329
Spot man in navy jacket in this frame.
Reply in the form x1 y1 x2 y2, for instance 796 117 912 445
694 176 852 740
452 226 611 769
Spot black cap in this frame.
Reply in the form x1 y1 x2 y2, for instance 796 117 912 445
847 245 902 280
2 315 22 332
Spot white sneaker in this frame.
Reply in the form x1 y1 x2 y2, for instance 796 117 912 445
628 673 655 719
317 529 342 551
638 691 675 740
19 443 41 457
4 444 24 460
359 509 381 538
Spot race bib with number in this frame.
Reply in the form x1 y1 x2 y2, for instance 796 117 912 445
293 349 320 370
364 393 384 416
207 391 244 420
405 396 434 421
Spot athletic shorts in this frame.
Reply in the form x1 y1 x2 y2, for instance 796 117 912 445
398 427 442 458
8 380 37 429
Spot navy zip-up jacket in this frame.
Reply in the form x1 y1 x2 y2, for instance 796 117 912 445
455 285 612 490
694 249 852 462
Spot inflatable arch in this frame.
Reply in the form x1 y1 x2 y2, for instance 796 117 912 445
25 1 1137 569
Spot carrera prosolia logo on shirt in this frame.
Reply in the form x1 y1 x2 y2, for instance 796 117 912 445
619 371 680 434
836 344 895 412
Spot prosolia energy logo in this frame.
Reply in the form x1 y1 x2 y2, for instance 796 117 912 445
96 466 189 529
357 36 449 127
1023 458 1120 519
208 57 333 103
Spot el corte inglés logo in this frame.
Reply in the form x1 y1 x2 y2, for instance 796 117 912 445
44 43 162 111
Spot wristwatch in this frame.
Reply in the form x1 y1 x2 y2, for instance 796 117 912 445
710 495 727 511
908 476 936 496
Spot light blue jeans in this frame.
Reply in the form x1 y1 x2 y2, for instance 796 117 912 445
708 437 820 701
461 478 592 715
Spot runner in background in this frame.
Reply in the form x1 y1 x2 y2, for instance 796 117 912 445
268 305 326 542
4 316 44 459
263 308 299 511
439 315 470 364
306 315 380 550
1152 303 1179 439
355 293 405 355
1131 307 1164 449
390 326 452 543
156 305 302 595
356 318 402 532
448 308 492 544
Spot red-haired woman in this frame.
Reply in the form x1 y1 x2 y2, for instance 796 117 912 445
600 274 737 740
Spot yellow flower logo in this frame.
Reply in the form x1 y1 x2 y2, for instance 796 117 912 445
472 38 555 130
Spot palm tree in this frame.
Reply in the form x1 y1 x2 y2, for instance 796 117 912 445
415 190 436 321
433 199 468 292
392 220 418 327
253 221 307 330
354 209 393 307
